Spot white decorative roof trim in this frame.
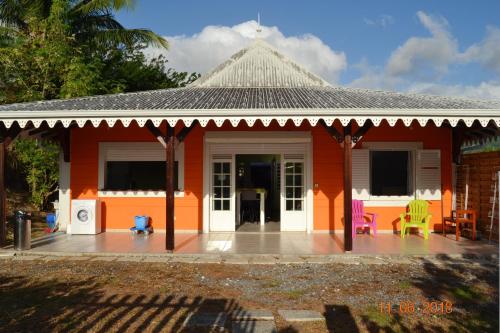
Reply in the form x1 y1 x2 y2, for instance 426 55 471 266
0 110 500 128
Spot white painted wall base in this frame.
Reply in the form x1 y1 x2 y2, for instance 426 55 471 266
58 152 71 232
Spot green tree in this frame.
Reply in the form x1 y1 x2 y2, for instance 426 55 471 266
0 0 168 49
11 138 60 210
0 0 198 104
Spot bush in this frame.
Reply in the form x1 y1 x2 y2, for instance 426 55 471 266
11 139 60 210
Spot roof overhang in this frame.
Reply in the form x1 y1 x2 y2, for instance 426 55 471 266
1 108 499 129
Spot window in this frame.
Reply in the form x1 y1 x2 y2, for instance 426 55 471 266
285 162 304 211
105 161 178 191
370 151 412 196
212 162 231 211
98 142 184 196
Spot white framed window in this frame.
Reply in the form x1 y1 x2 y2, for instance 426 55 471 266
97 142 184 197
353 142 441 206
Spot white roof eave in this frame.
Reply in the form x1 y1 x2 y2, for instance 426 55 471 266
1 107 499 129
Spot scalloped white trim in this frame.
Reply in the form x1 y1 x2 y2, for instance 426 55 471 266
1 113 499 129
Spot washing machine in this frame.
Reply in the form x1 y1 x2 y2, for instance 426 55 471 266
70 199 102 234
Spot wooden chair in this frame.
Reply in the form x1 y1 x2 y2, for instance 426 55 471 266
400 200 432 239
443 210 477 241
352 199 377 238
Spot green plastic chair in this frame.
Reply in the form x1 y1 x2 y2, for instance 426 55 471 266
400 200 432 239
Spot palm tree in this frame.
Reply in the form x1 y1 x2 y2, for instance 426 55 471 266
0 0 168 49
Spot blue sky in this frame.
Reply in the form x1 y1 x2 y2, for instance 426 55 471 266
117 1 500 99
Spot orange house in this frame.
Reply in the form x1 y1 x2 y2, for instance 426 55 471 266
1 39 499 251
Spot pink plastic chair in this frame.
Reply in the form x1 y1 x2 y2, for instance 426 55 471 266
352 199 377 238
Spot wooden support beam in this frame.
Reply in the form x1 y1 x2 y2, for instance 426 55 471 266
3 126 21 147
28 124 50 136
352 121 372 145
58 128 71 163
146 121 167 147
176 121 198 143
0 124 21 247
319 119 343 142
165 124 175 252
0 140 5 246
343 123 353 252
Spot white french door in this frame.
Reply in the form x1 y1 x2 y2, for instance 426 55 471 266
281 157 307 231
204 133 312 233
209 158 235 231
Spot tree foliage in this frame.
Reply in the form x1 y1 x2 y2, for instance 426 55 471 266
11 138 60 210
0 0 198 104
0 1 199 210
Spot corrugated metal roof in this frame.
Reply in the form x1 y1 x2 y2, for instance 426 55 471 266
1 87 498 112
190 39 330 88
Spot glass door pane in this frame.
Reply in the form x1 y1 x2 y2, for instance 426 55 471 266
284 162 304 211
212 162 231 211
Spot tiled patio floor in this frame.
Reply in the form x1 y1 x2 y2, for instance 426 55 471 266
5 231 498 256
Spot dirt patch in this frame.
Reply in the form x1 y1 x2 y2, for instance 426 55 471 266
0 256 498 332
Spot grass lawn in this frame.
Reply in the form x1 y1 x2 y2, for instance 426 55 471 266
0 255 498 332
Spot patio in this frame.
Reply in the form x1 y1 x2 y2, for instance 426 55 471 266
5 231 498 256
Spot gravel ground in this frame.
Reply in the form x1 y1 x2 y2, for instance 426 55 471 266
0 255 498 332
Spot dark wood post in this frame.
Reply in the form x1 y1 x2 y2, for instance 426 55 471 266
0 141 6 247
165 124 175 252
343 124 353 252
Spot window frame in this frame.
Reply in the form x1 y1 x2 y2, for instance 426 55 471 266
97 142 184 198
369 150 413 197
362 142 422 206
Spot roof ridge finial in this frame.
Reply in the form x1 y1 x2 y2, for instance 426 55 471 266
256 13 262 38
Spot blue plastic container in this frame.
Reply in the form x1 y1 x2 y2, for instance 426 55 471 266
134 216 149 230
46 213 56 229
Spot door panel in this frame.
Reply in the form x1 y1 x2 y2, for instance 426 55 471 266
210 160 235 231
281 159 307 231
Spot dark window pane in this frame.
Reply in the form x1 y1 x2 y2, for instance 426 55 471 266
286 175 294 186
222 187 230 198
214 200 221 210
370 151 410 196
295 163 303 174
213 175 221 187
286 200 293 211
285 163 294 174
222 163 230 173
214 163 221 173
294 175 302 186
222 174 230 186
294 200 303 211
222 200 230 210
105 161 178 191
294 187 302 198
286 187 294 198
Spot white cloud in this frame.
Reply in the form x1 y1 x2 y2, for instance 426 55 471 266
349 58 402 90
363 15 395 28
459 26 500 74
148 20 347 83
351 11 500 100
386 11 457 78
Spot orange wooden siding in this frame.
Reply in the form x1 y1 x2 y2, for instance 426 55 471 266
70 120 452 232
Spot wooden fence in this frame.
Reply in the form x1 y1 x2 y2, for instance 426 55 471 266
455 151 500 241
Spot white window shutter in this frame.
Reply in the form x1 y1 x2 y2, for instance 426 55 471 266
352 149 370 200
416 150 441 200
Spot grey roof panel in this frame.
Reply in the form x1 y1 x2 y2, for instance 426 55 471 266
1 87 498 112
